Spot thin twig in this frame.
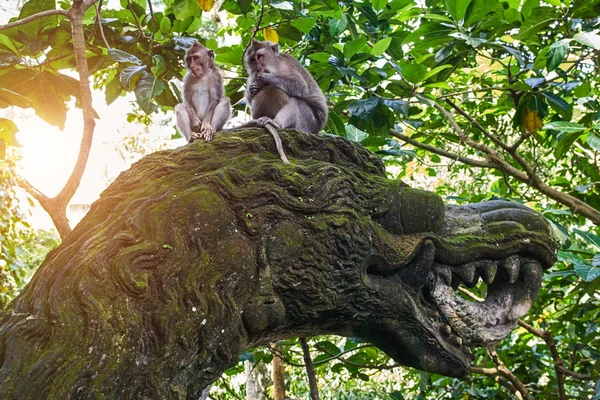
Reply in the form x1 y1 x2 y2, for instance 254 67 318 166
390 130 492 168
0 9 68 32
94 0 111 49
443 98 511 152
518 320 567 400
471 349 533 400
299 338 319 400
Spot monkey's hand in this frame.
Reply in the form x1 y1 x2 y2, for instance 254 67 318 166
249 73 272 95
200 121 214 142
249 81 262 96
191 118 202 133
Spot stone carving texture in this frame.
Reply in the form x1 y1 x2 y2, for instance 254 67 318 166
0 129 557 398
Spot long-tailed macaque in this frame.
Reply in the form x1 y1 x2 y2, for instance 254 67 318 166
235 39 328 163
175 41 231 142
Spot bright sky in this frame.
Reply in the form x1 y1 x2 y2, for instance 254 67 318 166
1 2 186 230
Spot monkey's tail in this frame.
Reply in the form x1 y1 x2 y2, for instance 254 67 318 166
264 123 290 164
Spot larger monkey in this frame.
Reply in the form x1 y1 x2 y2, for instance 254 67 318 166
175 41 231 142
236 40 328 163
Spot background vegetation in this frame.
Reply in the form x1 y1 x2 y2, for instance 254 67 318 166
0 0 599 398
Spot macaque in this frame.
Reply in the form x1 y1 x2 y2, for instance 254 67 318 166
234 39 329 163
175 41 231 142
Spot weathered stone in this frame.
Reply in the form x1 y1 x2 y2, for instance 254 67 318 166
0 129 557 399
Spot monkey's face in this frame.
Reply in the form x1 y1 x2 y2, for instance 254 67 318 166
185 44 214 78
246 41 279 74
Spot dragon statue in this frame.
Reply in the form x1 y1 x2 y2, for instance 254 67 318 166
0 129 557 398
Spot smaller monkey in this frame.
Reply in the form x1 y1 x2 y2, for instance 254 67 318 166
233 40 328 163
175 41 231 142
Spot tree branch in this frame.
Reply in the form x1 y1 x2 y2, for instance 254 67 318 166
0 9 68 32
390 130 493 168
414 101 600 225
443 98 512 152
299 338 319 400
518 320 568 400
471 349 532 400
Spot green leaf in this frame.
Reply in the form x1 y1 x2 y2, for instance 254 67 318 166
542 92 572 120
151 54 167 76
28 86 67 129
449 32 487 48
173 0 202 20
105 76 122 105
0 88 32 109
344 36 367 59
237 0 253 14
525 77 545 88
19 0 55 19
422 13 454 23
135 74 166 115
0 118 19 147
587 132 600 151
542 121 586 133
325 110 346 136
423 64 452 81
0 34 20 55
381 98 409 116
573 264 600 282
316 340 341 355
291 17 316 34
371 37 392 56
464 0 498 27
546 39 569 71
346 124 368 142
329 15 348 37
574 229 600 249
445 0 472 21
160 15 172 34
134 74 165 114
372 0 387 11
348 97 379 120
574 32 600 50
120 65 147 90
519 8 560 41
108 49 141 65
399 60 427 84
554 130 584 158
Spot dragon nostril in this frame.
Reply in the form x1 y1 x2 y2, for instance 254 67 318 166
375 183 445 235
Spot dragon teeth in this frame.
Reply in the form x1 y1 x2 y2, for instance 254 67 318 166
435 267 452 286
501 255 520 283
451 265 478 287
477 261 498 284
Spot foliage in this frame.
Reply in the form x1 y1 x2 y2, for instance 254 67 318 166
0 158 59 309
0 0 599 398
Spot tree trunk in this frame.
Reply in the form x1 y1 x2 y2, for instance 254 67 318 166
272 343 286 400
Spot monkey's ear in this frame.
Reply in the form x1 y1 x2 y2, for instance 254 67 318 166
208 49 215 60
271 43 280 53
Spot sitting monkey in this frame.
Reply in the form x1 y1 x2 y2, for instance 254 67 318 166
235 40 329 163
175 41 231 142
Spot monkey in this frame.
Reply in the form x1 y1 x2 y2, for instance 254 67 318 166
175 41 231 143
233 39 329 163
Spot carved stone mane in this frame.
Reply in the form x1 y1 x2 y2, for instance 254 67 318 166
0 129 557 399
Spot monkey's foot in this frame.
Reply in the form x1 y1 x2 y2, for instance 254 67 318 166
255 117 281 129
189 131 203 142
200 123 214 142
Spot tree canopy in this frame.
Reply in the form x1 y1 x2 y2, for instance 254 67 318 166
0 0 599 398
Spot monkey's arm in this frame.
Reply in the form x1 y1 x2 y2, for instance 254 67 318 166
257 71 309 98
